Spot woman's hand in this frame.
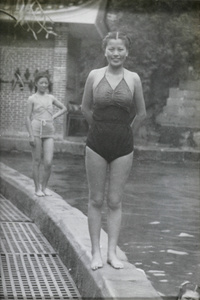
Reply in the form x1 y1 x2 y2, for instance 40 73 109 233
29 135 35 147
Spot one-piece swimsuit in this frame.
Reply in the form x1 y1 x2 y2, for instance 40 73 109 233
86 72 135 162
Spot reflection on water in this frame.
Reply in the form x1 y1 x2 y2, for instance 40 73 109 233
0 151 199 298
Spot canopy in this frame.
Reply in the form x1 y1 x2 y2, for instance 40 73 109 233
0 0 108 39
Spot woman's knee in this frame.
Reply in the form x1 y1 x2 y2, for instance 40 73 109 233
107 194 122 210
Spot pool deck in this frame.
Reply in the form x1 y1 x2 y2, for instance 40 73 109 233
0 162 162 300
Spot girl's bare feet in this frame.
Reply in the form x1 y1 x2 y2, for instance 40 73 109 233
107 254 124 269
91 253 103 271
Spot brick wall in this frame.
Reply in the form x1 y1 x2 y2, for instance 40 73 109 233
0 23 73 139
0 46 54 136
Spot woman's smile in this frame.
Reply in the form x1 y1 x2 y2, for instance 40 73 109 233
105 38 128 67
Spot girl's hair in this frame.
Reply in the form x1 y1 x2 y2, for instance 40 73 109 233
34 71 50 85
34 71 50 92
102 31 131 51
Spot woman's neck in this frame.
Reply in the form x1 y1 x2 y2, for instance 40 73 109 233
107 65 124 75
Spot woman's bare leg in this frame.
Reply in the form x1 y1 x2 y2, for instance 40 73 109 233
107 152 133 269
31 137 44 196
85 147 108 270
41 138 54 196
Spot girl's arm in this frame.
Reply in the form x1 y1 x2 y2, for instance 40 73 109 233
52 98 67 120
131 74 146 135
81 71 94 125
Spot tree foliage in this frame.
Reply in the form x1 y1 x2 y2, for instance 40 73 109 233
80 0 200 110
118 10 200 107
108 0 200 13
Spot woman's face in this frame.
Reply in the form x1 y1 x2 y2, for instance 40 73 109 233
105 39 128 67
36 77 49 93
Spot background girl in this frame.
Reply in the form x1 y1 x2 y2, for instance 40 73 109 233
26 71 67 197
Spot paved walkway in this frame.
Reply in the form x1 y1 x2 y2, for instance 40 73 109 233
0 194 81 300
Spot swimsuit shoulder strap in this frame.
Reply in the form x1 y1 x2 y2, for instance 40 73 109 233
93 67 107 91
123 69 134 97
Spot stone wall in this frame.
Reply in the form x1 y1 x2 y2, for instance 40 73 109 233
156 80 200 148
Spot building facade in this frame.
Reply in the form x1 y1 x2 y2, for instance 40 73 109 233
0 0 107 140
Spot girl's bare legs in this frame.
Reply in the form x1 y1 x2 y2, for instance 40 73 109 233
41 137 54 196
85 147 107 270
107 152 133 269
31 137 44 196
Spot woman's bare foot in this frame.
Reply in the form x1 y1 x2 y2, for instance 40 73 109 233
91 253 103 271
42 189 52 196
35 190 45 197
107 254 124 269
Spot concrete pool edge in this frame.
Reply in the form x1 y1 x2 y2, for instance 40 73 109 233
0 162 162 299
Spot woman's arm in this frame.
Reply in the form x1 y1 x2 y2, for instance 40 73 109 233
81 71 94 126
131 74 146 135
52 98 67 120
26 98 35 146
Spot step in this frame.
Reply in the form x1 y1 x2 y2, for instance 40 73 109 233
179 80 200 91
169 88 200 100
166 97 200 108
163 106 199 117
156 113 200 128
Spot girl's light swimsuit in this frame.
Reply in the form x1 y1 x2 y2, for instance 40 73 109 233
29 94 55 138
86 73 135 163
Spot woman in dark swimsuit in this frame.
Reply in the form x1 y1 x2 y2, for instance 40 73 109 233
81 32 146 270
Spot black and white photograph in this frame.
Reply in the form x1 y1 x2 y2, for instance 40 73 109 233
0 0 199 299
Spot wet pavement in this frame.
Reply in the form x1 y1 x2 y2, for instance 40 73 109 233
0 150 199 298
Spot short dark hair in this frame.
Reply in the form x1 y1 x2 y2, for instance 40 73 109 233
34 71 50 85
102 31 131 51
